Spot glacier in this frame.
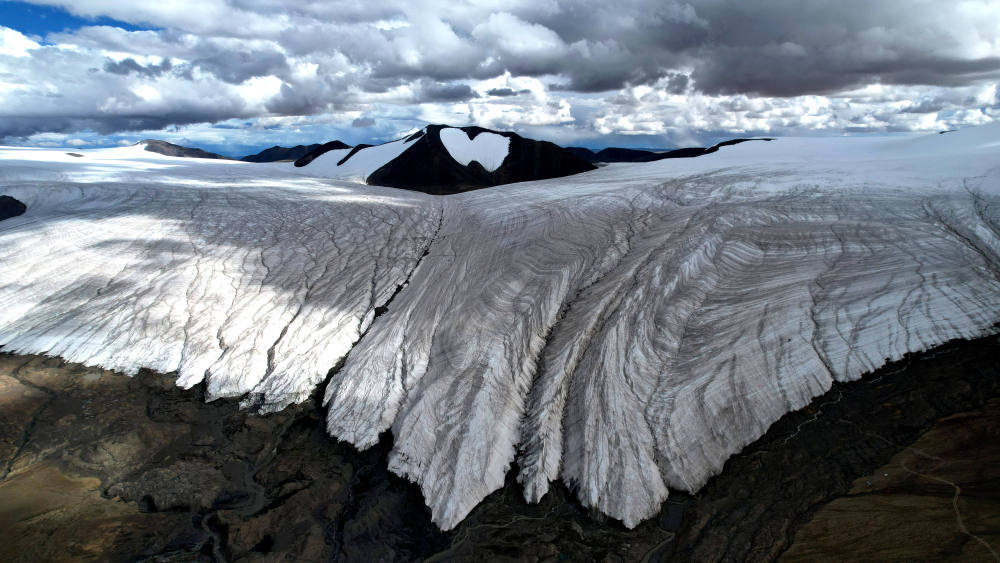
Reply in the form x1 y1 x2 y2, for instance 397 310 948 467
1 125 999 530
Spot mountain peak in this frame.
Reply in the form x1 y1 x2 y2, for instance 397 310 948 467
294 124 595 194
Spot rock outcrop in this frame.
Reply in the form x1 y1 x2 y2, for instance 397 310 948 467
0 195 26 221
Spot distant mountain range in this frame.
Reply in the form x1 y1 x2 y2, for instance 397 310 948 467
136 128 773 193
240 144 324 163
140 140 230 160
567 138 774 163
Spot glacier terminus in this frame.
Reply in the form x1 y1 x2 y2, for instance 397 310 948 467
1 124 999 531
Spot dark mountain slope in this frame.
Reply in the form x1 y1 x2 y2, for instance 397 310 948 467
241 144 322 163
584 138 775 163
140 140 231 160
592 147 664 162
292 140 352 167
364 125 596 195
0 195 26 221
565 147 597 161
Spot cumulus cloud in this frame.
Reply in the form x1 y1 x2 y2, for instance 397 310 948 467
0 25 40 56
0 0 998 146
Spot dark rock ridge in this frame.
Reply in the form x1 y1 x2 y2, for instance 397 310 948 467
240 144 323 163
570 137 775 163
140 140 231 160
563 146 599 162
1 333 997 560
0 195 26 221
370 125 596 194
333 143 373 167
296 125 597 195
291 140 352 167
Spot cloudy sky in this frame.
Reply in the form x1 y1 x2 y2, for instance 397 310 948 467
1 0 998 155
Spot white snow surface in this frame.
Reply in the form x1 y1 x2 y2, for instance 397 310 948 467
1 125 1000 530
295 134 421 181
439 127 510 172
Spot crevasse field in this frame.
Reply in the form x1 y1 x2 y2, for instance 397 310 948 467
1 125 999 530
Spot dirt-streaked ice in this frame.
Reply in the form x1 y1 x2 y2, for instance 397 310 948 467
1 126 999 530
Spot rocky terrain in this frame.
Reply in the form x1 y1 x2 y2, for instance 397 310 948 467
1 333 998 561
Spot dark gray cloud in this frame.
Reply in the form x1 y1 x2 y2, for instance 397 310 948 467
416 80 479 102
188 48 289 84
1 114 211 138
103 57 173 77
351 116 375 127
485 87 528 97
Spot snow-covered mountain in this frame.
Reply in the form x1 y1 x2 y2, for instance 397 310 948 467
0 124 999 530
292 124 596 194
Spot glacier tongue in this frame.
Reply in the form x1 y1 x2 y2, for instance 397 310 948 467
2 126 1000 530
0 152 442 411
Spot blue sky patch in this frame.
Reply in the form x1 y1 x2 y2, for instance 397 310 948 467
0 1 153 38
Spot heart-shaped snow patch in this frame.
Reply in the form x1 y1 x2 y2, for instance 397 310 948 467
439 128 510 172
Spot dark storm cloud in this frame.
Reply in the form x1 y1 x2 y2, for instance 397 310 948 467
531 0 1000 96
681 1 1000 96
0 114 208 138
188 48 289 84
351 117 375 127
416 81 479 102
485 88 528 97
103 57 173 77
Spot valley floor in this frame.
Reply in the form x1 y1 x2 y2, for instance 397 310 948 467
2 333 998 562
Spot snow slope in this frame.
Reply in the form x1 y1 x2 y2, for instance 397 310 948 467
296 135 421 182
439 127 510 172
1 124 999 530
